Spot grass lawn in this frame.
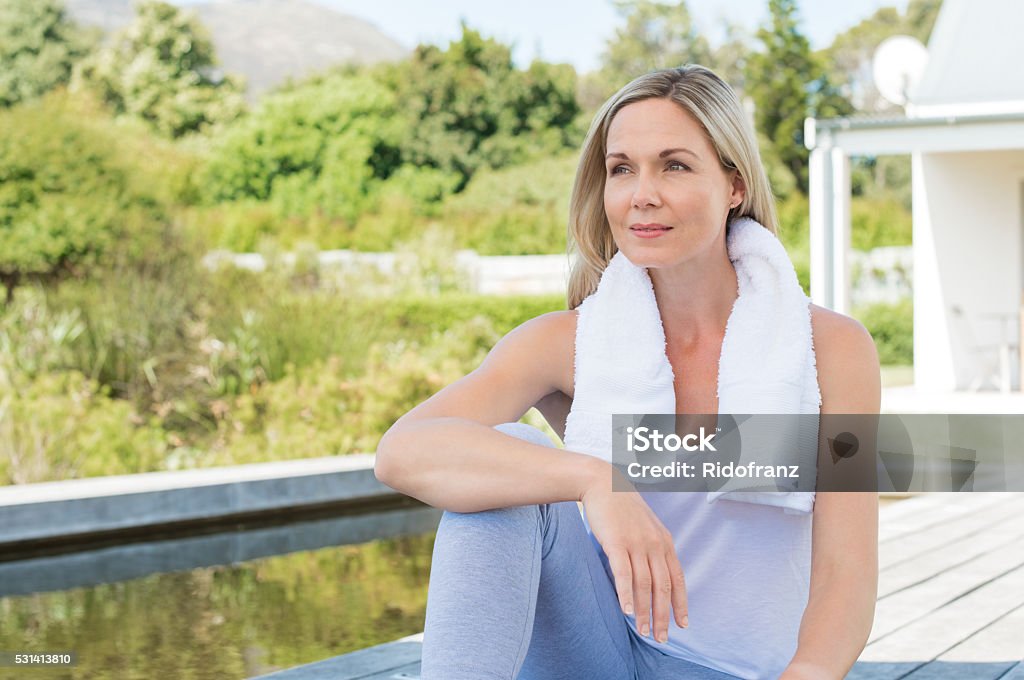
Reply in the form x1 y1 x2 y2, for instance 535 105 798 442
880 364 913 388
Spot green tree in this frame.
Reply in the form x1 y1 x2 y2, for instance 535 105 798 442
201 69 407 224
0 0 93 108
579 0 712 108
72 0 245 137
819 0 942 114
202 26 580 240
710 20 753 92
746 0 852 194
819 7 904 113
0 93 167 304
818 1 941 208
903 0 942 44
601 0 712 84
374 23 581 191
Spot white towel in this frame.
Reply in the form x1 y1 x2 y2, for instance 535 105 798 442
563 216 821 514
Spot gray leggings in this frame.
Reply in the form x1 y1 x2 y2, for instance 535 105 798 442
420 423 742 680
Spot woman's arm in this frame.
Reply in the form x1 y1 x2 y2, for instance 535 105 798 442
781 307 881 680
376 309 691 639
375 310 604 513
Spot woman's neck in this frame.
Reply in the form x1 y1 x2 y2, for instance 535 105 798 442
649 251 739 349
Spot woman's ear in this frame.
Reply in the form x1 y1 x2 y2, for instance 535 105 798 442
730 171 746 206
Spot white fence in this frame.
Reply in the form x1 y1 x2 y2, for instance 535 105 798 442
849 246 913 306
203 246 913 305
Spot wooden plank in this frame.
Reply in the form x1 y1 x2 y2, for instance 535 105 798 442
894 661 1020 680
861 564 1024 664
999 661 1024 679
878 494 1012 543
249 637 423 680
848 661 923 679
936 602 1024 661
895 604 1024 679
878 493 1010 542
871 536 1024 641
361 662 421 680
879 495 1024 570
879 521 1024 598
880 494 1024 556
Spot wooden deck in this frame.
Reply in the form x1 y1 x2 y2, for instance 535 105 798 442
252 493 1024 679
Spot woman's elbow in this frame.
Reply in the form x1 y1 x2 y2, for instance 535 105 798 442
374 430 406 489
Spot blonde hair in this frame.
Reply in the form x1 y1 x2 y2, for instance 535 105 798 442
566 65 779 310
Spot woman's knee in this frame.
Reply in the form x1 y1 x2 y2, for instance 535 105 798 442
438 500 542 532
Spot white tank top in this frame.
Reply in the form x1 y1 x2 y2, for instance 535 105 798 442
584 492 813 680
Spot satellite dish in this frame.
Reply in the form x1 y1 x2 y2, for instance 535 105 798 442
873 35 928 107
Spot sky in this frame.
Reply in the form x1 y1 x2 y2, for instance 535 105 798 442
303 0 913 73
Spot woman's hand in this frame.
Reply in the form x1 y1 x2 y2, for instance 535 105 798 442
580 465 688 643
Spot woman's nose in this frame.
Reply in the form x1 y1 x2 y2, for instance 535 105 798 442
631 172 662 209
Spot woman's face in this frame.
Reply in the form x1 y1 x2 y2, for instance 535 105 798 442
603 98 744 269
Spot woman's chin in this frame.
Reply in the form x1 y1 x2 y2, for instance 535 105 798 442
619 246 684 269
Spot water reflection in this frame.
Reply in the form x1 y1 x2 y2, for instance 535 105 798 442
0 508 440 679
0 507 442 597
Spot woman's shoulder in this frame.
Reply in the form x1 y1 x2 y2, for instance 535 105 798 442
809 304 875 355
809 304 881 413
512 309 577 398
517 308 578 338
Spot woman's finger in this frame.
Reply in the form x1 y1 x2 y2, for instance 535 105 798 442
647 553 672 643
667 549 689 628
606 545 635 616
632 550 654 638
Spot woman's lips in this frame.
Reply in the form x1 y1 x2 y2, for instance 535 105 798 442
630 227 672 239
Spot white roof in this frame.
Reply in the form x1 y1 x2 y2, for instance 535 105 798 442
911 0 1024 109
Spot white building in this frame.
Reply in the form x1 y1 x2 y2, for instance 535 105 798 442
805 0 1024 402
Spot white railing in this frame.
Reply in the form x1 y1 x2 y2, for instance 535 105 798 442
203 246 913 303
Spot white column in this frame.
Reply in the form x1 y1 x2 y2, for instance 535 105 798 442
912 152 956 392
831 149 852 315
808 147 833 307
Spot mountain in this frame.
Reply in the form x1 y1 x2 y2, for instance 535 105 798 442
64 0 408 99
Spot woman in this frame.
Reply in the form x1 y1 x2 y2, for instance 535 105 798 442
375 65 879 680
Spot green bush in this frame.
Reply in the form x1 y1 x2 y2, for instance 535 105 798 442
202 315 503 463
851 196 912 250
441 153 577 255
0 90 202 303
0 0 94 108
1 279 567 481
351 294 566 343
40 223 211 412
775 194 811 294
180 200 285 252
855 299 913 366
0 283 84 378
193 133 579 255
200 69 404 224
771 193 912 296
200 260 564 384
0 93 140 301
371 25 581 193
0 367 169 484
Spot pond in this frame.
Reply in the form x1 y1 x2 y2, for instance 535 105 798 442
0 498 907 679
0 508 439 679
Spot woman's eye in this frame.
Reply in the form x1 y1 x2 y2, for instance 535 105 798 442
668 161 689 171
609 165 629 176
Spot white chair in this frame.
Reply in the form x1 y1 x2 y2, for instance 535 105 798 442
949 305 1019 392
